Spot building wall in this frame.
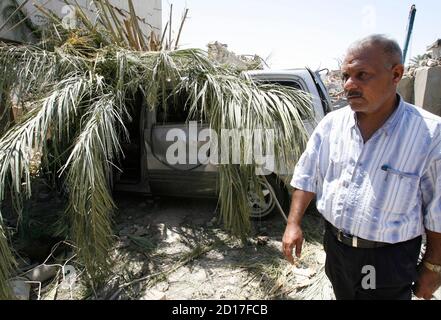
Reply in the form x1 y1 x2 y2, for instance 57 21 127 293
0 0 35 42
0 0 162 43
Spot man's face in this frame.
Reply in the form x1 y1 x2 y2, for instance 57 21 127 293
341 45 403 114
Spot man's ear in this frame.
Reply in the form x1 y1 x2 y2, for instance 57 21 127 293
392 64 404 84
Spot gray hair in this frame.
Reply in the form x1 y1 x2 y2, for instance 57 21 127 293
348 34 403 66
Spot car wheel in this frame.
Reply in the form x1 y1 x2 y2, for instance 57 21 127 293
248 175 288 220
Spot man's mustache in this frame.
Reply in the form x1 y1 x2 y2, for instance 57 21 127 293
346 91 363 99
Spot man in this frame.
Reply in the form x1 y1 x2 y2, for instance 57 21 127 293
282 34 441 300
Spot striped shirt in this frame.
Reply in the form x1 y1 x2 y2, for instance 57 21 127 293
291 95 441 243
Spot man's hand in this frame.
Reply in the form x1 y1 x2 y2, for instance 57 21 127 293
414 230 441 299
282 222 304 264
413 264 441 300
281 189 314 264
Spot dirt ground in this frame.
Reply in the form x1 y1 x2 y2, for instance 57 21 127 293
92 194 333 300
8 192 441 300
9 191 333 300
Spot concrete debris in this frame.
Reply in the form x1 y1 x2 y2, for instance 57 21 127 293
25 265 58 282
291 267 316 278
405 53 441 77
427 39 441 59
256 235 269 246
322 70 346 110
10 277 31 300
207 41 264 70
427 59 439 67
143 289 167 300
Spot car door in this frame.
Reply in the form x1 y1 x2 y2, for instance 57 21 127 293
146 92 218 198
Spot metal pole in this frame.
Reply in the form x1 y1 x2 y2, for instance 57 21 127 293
403 5 417 64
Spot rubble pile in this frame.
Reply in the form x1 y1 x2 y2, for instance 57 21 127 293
207 41 264 70
405 53 441 77
321 70 347 110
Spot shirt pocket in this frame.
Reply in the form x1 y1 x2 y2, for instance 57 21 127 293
324 149 345 183
326 139 349 175
374 166 420 214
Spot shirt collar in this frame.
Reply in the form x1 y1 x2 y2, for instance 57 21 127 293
349 94 405 136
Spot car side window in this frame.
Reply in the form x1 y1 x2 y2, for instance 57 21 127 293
264 80 302 90
156 90 191 124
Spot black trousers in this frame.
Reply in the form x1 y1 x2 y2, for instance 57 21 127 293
323 223 422 300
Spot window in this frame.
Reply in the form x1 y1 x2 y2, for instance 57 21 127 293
156 90 191 124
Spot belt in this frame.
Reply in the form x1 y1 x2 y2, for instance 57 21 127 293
325 221 390 249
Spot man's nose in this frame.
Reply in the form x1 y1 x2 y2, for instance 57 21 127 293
343 77 358 92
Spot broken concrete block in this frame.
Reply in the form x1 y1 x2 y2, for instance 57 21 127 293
414 66 441 116
398 75 415 104
428 59 439 67
25 265 58 282
10 277 31 300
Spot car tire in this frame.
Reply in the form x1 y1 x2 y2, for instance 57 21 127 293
248 175 289 220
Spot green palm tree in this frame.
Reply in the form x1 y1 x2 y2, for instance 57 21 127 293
0 1 312 298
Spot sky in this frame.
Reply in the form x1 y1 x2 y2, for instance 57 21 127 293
163 0 441 70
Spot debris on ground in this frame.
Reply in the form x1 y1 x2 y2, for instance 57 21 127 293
5 193 440 300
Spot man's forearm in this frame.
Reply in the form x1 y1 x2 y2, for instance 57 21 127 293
423 229 441 265
287 189 315 226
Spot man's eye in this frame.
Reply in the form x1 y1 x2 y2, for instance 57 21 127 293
358 72 368 80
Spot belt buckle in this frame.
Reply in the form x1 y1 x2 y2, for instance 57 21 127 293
352 236 358 248
337 229 358 248
337 230 343 242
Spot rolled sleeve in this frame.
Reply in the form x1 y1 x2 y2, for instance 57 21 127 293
421 158 441 233
290 122 324 194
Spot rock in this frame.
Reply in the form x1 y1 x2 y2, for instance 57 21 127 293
292 267 316 278
428 59 439 67
316 251 326 264
192 269 208 282
143 289 167 300
25 265 58 282
256 236 269 246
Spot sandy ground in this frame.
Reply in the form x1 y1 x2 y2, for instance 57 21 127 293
92 194 334 300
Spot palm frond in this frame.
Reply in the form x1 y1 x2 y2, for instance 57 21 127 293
63 91 127 280
0 216 16 299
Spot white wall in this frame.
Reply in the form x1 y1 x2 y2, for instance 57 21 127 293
0 0 162 43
